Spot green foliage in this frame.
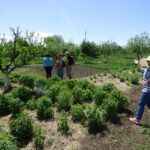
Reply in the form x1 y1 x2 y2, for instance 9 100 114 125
9 112 33 144
12 87 33 103
86 106 106 133
10 73 21 84
93 89 108 105
83 89 93 102
47 75 61 87
71 104 85 122
129 73 140 84
102 83 117 92
66 79 77 90
102 98 118 120
57 111 69 135
111 89 130 111
57 90 72 111
33 124 45 149
45 84 60 103
0 128 17 150
81 41 99 58
37 96 53 120
77 80 90 89
19 75 35 88
9 98 25 115
72 86 85 104
26 99 37 110
0 94 11 116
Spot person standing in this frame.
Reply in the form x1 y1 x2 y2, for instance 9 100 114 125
65 52 74 79
129 56 150 125
56 54 65 79
43 54 53 79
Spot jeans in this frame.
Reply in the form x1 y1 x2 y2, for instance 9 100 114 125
136 92 150 120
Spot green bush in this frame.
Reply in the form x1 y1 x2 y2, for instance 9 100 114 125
26 99 37 110
9 98 25 115
111 89 130 111
66 79 77 90
102 98 118 120
57 90 72 111
83 89 93 102
9 112 33 144
0 94 11 116
10 73 21 84
129 73 139 84
57 111 69 135
37 96 53 119
93 89 108 105
12 87 33 103
33 124 45 149
77 80 90 89
45 84 60 103
71 104 85 122
19 75 35 89
86 83 97 94
102 83 117 92
0 128 17 150
86 106 106 133
47 75 61 87
72 86 85 104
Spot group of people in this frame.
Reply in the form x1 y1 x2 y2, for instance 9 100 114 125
43 52 74 79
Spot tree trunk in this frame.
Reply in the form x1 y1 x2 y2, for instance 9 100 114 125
3 72 12 93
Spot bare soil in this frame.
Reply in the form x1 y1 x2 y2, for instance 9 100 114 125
0 65 150 150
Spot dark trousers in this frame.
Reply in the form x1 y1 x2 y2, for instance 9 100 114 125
45 66 53 79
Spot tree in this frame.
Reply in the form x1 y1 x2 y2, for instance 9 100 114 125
80 41 99 58
0 27 35 92
127 32 150 60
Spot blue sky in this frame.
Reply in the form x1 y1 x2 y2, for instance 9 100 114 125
0 0 150 45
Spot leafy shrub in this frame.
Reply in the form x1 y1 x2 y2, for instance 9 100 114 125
0 128 17 150
71 104 85 122
86 106 106 133
0 94 10 116
102 83 117 92
129 73 139 84
9 112 33 144
57 111 69 135
111 89 130 111
33 124 45 149
10 73 21 84
9 98 25 115
12 87 33 103
35 78 47 96
45 84 60 103
66 79 77 90
19 75 35 89
26 99 37 110
83 89 93 102
86 83 97 94
93 89 108 105
102 98 118 120
72 86 85 104
57 90 72 111
37 96 53 119
77 80 90 89
47 75 61 87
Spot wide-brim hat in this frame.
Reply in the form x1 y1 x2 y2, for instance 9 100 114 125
139 56 150 67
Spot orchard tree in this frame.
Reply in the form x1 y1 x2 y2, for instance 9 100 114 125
0 27 35 92
80 41 99 58
44 35 65 56
127 32 150 60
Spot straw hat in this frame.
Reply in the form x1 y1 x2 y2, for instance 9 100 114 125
134 56 150 67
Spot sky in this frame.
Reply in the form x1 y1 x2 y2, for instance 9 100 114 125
0 0 150 46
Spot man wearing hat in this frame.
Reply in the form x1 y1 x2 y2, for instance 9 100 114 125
129 56 150 125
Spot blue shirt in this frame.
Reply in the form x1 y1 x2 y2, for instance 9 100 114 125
43 57 53 67
141 67 150 93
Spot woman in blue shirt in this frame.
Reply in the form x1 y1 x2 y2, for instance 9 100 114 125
129 56 150 125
